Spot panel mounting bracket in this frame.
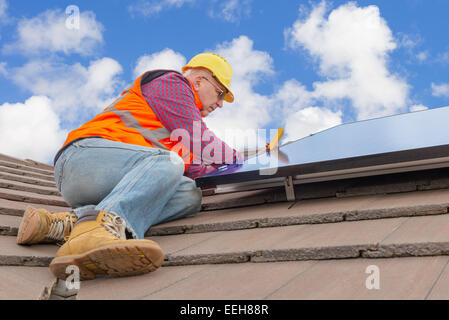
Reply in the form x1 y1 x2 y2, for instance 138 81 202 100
284 176 296 201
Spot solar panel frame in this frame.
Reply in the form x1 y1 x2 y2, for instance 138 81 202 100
195 106 449 188
196 143 449 187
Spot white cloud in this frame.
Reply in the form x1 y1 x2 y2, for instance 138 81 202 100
416 51 428 62
0 7 122 163
409 104 428 112
285 1 409 121
0 61 7 76
437 51 449 64
397 33 418 49
284 107 342 142
129 0 252 22
397 33 429 63
209 0 253 23
3 8 103 56
0 96 68 163
275 79 313 115
133 48 186 78
0 0 10 37
0 0 7 21
11 58 123 122
431 83 449 98
128 0 194 16
274 79 344 141
221 0 240 22
215 35 274 82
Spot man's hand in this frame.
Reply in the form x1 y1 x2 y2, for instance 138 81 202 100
240 127 284 159
267 127 284 152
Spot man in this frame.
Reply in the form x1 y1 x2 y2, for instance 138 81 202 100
16 53 243 280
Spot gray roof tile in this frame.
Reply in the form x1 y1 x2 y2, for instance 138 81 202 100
0 235 56 267
0 266 56 300
267 256 449 300
0 187 68 207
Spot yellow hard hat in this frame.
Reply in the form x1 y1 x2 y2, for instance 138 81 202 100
182 53 234 103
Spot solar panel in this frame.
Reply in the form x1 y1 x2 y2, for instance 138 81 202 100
196 105 449 188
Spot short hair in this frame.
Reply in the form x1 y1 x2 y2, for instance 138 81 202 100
183 67 212 78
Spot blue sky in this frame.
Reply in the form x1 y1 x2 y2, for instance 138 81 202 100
0 0 448 163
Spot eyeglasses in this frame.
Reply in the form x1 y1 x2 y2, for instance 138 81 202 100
201 76 226 101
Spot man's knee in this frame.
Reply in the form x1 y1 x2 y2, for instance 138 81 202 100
179 178 202 217
188 186 202 214
162 151 185 178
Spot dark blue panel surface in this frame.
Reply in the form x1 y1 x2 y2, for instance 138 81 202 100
197 106 449 185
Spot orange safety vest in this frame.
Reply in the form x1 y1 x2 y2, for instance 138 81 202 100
58 70 199 170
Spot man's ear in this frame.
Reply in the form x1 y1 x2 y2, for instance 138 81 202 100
191 75 202 91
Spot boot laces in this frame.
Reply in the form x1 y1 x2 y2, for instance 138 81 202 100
46 215 73 241
101 213 127 240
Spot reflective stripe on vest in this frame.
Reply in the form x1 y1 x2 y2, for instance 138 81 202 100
100 91 171 150
111 109 170 150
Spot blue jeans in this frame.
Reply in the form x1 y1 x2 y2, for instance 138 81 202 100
54 138 202 239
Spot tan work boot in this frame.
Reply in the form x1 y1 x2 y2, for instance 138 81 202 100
49 210 164 280
17 206 77 245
